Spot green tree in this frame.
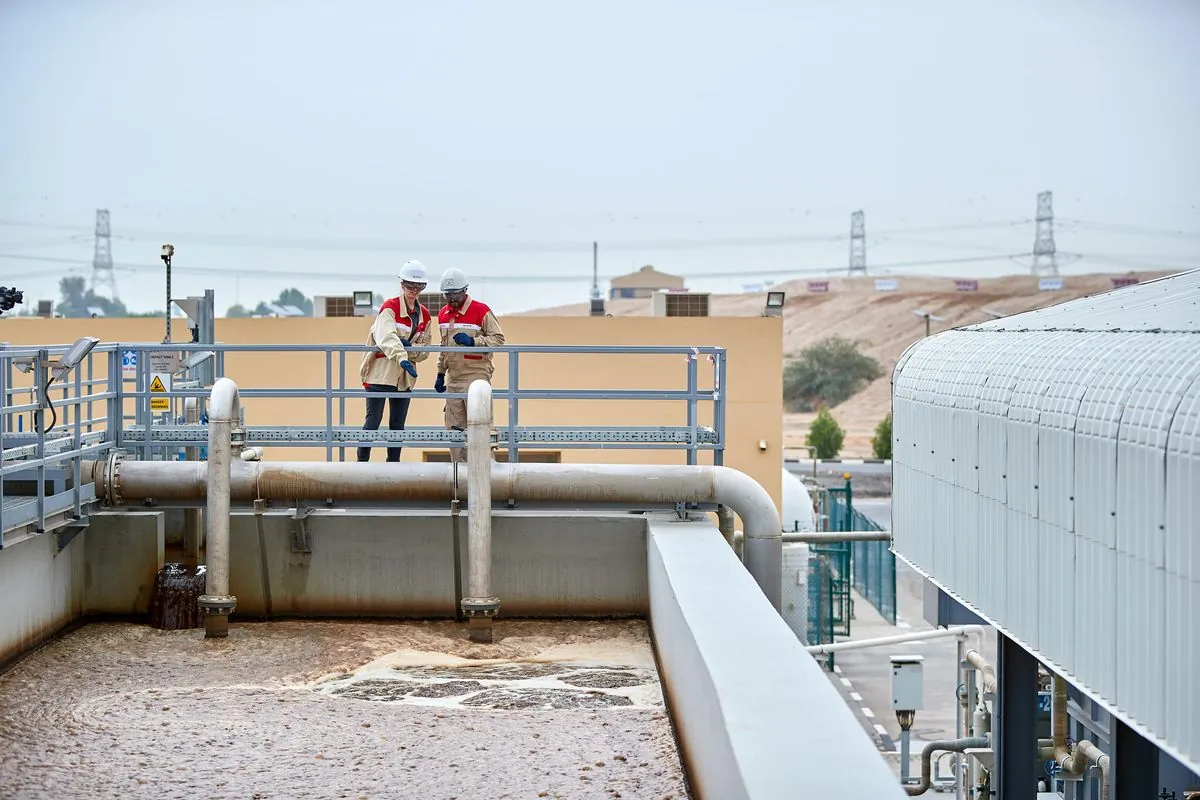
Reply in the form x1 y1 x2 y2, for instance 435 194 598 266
55 276 129 318
805 407 845 459
783 336 882 412
871 412 893 460
225 304 251 318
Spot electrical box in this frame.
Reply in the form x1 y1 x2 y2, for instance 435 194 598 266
890 654 924 711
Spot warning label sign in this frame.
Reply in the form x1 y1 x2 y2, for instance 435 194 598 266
150 373 170 411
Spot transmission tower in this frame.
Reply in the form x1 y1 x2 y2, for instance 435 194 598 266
1031 191 1058 277
848 210 867 275
90 209 119 300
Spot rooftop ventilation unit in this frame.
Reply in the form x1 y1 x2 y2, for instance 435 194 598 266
652 290 709 318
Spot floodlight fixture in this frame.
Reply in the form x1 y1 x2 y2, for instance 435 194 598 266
763 290 786 318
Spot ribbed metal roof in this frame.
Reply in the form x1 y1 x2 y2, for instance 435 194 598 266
963 269 1200 334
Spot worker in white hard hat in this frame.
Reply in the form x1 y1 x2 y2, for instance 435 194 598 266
434 268 505 463
356 260 433 462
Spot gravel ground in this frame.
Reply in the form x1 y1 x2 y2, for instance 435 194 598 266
0 619 689 800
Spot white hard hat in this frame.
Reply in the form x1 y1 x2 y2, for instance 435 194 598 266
399 260 428 283
440 268 469 293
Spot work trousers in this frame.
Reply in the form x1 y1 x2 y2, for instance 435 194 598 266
358 384 412 462
444 382 469 464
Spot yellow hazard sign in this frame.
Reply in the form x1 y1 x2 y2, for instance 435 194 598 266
150 372 171 411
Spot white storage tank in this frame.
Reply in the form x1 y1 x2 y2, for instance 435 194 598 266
781 467 816 533
780 542 811 644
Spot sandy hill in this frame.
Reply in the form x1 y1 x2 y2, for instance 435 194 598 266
517 270 1177 457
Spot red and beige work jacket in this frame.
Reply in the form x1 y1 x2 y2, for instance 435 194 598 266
358 297 432 390
436 297 505 385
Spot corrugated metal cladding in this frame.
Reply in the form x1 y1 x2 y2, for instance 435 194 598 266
892 269 1200 773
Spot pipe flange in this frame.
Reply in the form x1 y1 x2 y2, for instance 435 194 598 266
460 597 500 618
197 594 237 614
106 449 125 507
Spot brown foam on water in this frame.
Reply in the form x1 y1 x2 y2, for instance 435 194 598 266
0 620 690 800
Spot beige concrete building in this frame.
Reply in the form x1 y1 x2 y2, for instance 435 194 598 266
609 265 685 299
1 314 783 511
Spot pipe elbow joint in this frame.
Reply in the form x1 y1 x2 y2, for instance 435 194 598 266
466 379 492 426
208 376 241 424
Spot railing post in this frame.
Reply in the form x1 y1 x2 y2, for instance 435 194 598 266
35 348 48 533
72 361 82 519
324 350 334 462
686 351 698 466
338 349 346 462
0 353 7 547
507 351 519 464
714 349 727 466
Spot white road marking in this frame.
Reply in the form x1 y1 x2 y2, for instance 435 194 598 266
850 692 862 702
841 678 852 687
874 724 889 736
862 707 875 718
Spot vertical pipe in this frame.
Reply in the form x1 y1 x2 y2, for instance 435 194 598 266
197 377 239 638
462 378 499 642
183 397 202 568
34 350 47 532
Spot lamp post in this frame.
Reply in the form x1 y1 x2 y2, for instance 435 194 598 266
911 308 945 338
161 244 175 343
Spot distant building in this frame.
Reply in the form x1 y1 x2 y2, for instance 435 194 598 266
609 265 684 300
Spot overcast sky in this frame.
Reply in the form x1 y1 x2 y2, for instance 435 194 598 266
1 0 1197 315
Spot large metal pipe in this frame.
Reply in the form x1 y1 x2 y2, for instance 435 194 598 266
182 397 203 568
462 379 498 642
87 457 784 610
903 737 989 796
196 377 239 638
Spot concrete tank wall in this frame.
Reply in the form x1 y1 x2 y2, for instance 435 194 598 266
226 511 649 618
0 532 86 668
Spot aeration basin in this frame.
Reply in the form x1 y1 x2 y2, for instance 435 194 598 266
0 508 907 799
0 619 686 799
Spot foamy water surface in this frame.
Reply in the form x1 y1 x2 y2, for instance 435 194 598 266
0 620 689 800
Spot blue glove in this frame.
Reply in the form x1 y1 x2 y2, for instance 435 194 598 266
434 372 446 393
400 360 418 378
453 332 475 347
400 337 412 347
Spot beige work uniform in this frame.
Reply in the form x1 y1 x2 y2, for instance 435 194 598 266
436 297 505 462
357 298 432 390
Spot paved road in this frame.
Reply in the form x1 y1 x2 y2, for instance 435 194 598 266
851 497 891 530
785 459 892 479
819 498 997 783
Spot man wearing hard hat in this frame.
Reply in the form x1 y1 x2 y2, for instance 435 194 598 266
434 268 505 463
357 260 434 462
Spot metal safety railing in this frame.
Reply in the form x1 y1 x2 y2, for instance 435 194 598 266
0 342 115 547
805 478 897 656
2 340 727 544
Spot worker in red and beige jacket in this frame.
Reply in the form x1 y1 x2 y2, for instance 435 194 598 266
433 268 505 463
356 260 433 462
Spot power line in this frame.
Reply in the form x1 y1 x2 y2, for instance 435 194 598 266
0 217 1031 253
1058 219 1200 240
0 250 1028 282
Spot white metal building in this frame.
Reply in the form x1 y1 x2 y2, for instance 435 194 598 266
892 270 1200 792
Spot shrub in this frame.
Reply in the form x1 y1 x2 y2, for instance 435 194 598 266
805 407 845 459
783 336 882 412
871 412 893 460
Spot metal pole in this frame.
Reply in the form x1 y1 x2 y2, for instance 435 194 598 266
900 729 912 783
164 255 172 343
